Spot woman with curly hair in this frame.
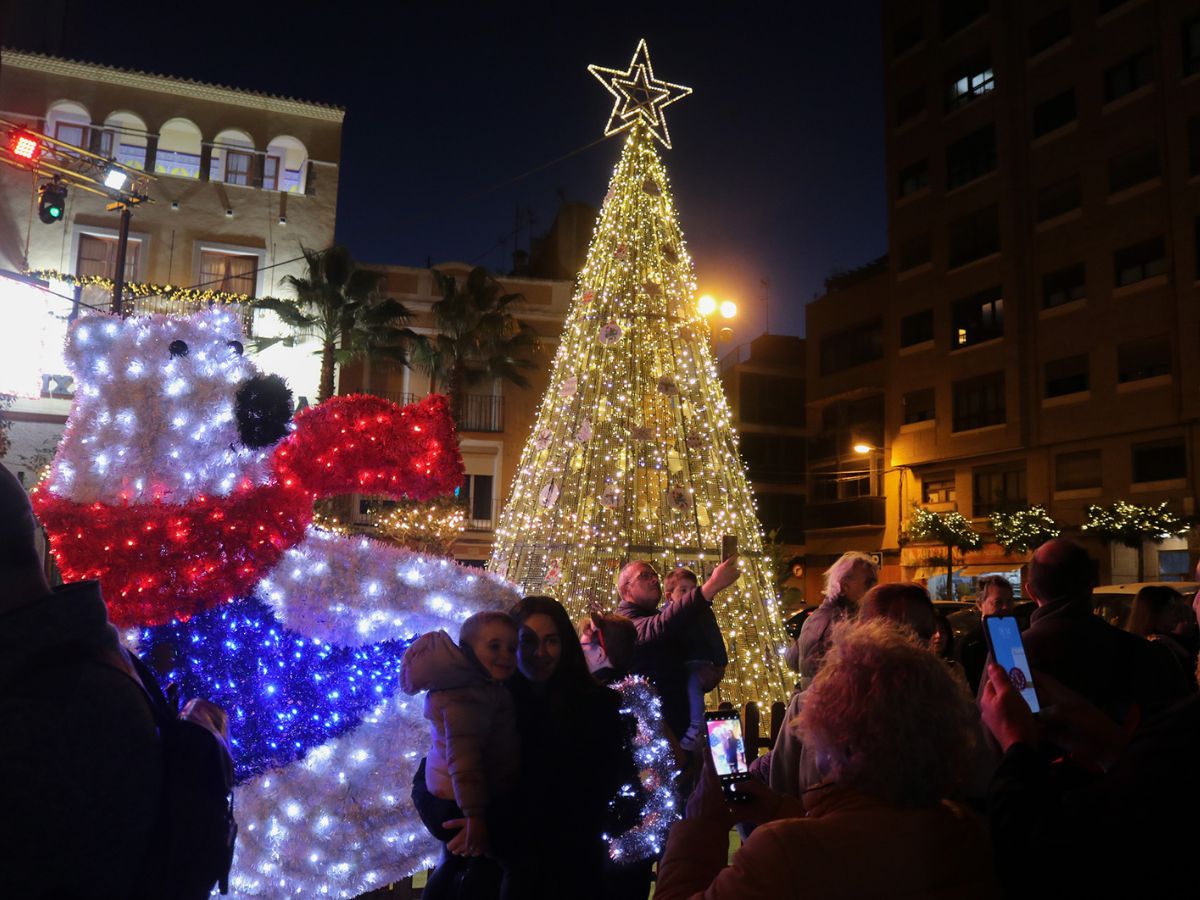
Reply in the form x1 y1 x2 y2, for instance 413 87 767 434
655 618 999 899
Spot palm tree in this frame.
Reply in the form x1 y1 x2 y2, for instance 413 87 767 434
413 266 540 422
254 246 414 402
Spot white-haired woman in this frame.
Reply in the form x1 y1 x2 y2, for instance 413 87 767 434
785 550 878 684
656 619 999 899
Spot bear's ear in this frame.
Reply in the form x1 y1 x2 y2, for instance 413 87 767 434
65 315 124 376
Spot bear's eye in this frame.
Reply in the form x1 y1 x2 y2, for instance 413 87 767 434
226 340 244 356
169 340 189 357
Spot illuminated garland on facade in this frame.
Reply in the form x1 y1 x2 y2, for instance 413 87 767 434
908 506 983 551
28 268 251 308
1083 500 1189 547
989 506 1060 554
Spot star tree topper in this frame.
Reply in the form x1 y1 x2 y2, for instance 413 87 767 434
589 39 692 149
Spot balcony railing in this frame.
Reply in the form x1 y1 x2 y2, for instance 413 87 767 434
458 394 504 432
805 496 886 530
367 390 417 406
364 390 503 432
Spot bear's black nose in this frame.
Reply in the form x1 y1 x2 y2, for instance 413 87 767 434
235 373 293 449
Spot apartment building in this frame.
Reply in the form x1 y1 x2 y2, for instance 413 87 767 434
0 49 342 479
337 264 574 565
719 333 809 608
804 0 1200 595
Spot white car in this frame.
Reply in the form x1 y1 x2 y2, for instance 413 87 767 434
1092 582 1200 629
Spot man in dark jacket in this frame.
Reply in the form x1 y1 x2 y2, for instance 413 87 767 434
614 556 740 738
1021 538 1188 722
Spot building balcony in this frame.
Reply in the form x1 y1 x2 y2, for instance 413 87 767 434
805 496 886 530
364 390 504 432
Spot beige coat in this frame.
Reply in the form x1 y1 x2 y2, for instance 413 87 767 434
400 630 519 816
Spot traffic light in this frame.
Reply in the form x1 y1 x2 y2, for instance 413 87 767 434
9 129 41 161
38 181 67 224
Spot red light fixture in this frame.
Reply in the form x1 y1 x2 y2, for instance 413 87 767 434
10 130 40 161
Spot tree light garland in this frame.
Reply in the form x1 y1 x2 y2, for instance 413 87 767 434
989 506 1060 554
36 308 523 896
490 56 789 711
604 676 679 862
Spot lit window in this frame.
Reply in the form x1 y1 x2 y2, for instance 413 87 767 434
200 250 258 297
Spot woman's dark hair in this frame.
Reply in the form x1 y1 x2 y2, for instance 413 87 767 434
1127 585 1185 638
510 595 597 695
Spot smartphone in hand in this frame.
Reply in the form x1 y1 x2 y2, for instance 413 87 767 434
721 534 738 561
704 709 752 800
983 614 1041 714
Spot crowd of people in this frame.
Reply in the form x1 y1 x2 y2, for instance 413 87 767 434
5 446 1200 898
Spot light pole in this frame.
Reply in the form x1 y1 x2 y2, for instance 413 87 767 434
697 292 737 344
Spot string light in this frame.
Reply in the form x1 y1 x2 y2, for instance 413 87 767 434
1083 500 1189 546
372 495 467 556
489 117 790 710
907 506 983 551
34 307 523 895
604 676 678 862
33 311 464 627
28 267 252 308
990 506 1060 554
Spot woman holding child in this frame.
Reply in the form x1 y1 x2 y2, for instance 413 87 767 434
403 596 643 900
505 595 640 900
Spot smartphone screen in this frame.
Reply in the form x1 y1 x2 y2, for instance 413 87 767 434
984 615 1041 714
704 710 750 797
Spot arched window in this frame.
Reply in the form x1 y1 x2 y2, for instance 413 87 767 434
210 128 255 186
155 118 203 179
45 101 92 153
99 111 149 170
265 135 309 193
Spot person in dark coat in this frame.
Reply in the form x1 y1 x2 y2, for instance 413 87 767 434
0 464 162 898
981 658 1200 897
663 567 729 750
501 596 639 900
614 556 741 740
1019 539 1189 724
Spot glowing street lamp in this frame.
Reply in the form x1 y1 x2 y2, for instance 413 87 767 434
853 442 874 455
697 294 717 316
719 299 737 319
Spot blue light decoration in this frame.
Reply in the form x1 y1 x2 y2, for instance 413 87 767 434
139 596 414 781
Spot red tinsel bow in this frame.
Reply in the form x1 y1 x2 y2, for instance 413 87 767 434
33 393 465 627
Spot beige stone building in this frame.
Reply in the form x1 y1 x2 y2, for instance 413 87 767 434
338 264 574 565
0 49 343 480
804 0 1200 597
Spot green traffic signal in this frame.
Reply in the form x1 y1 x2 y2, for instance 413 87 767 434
38 181 67 224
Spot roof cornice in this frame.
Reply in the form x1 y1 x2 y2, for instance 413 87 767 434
1 48 345 123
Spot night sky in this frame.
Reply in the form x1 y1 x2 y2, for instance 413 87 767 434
6 2 886 338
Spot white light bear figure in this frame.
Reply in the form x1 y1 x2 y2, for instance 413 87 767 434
32 308 520 897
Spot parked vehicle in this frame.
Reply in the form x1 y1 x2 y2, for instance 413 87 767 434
1092 582 1200 629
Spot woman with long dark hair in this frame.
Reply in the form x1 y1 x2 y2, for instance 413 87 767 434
504 596 640 900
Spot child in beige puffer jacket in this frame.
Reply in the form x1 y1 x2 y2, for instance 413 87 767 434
401 611 520 867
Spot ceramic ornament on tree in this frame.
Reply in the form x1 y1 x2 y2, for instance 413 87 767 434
32 308 520 897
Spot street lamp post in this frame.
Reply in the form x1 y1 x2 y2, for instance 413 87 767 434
697 292 737 344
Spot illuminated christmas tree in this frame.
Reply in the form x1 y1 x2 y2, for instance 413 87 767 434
490 40 788 708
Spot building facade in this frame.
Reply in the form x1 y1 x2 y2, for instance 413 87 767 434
804 0 1200 595
337 263 573 565
720 333 809 610
0 49 343 481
